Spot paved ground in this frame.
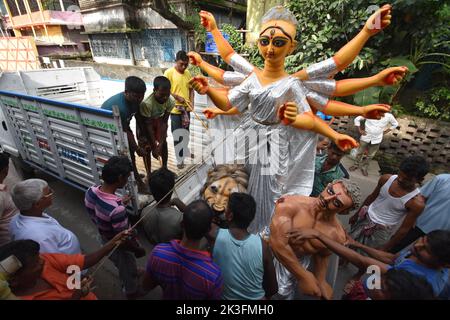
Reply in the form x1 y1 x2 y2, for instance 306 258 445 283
4 154 403 300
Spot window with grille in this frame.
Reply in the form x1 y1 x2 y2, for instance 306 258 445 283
5 0 19 16
29 0 40 12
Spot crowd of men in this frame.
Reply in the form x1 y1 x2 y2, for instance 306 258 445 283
0 50 449 300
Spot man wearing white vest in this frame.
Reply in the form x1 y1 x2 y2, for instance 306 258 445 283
349 156 429 254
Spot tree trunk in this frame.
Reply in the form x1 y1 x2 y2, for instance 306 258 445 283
150 0 194 31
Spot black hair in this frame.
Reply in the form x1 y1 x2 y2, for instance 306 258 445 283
176 50 189 62
183 200 213 240
0 240 40 272
125 76 146 94
148 168 176 203
384 269 435 300
153 76 171 90
329 142 346 154
0 152 10 171
228 193 256 229
427 230 450 265
101 156 133 185
399 155 429 180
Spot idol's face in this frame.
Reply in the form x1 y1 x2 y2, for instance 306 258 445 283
258 20 297 63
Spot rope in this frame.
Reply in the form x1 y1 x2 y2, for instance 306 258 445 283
185 100 210 132
89 103 251 278
89 183 178 277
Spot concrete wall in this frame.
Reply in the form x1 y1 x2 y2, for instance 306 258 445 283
37 44 79 56
131 29 186 68
81 6 130 33
63 59 164 83
331 115 450 171
89 29 187 68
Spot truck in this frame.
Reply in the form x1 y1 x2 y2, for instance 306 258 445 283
0 67 212 214
0 67 339 290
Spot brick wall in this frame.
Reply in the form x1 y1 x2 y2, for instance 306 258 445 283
331 115 450 171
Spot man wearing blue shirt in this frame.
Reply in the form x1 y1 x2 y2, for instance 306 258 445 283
390 174 450 253
102 76 147 190
287 229 450 299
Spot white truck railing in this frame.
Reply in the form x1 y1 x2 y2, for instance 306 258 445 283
0 89 139 215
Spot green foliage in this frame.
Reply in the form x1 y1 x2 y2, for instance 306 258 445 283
220 24 244 53
242 43 264 69
187 64 202 77
414 87 450 121
183 6 206 50
276 0 450 120
354 87 382 106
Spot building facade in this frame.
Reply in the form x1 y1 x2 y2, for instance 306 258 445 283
2 0 89 56
78 0 246 68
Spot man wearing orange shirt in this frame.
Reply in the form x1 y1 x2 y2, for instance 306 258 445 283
0 231 128 300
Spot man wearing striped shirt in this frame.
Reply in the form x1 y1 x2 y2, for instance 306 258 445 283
142 200 223 299
85 156 145 299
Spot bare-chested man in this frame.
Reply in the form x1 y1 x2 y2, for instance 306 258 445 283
269 179 361 300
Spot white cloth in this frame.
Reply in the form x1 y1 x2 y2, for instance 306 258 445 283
354 113 398 144
210 54 338 233
368 175 420 227
273 255 311 300
0 184 18 246
9 213 81 255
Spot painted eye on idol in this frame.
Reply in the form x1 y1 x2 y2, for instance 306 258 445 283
259 37 270 46
273 38 288 47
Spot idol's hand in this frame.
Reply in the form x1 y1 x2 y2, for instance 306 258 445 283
199 10 218 32
277 102 298 125
375 66 408 86
362 104 391 119
298 271 322 298
189 76 209 95
188 51 203 66
318 281 333 300
203 108 220 119
334 134 358 151
364 4 392 35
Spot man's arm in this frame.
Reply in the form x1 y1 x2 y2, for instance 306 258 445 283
346 234 397 264
288 229 390 273
362 174 390 208
205 222 219 251
83 231 128 269
349 175 389 225
144 118 158 150
388 114 399 130
381 196 425 252
354 116 367 136
189 88 194 108
261 239 278 299
170 198 187 213
317 232 390 273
